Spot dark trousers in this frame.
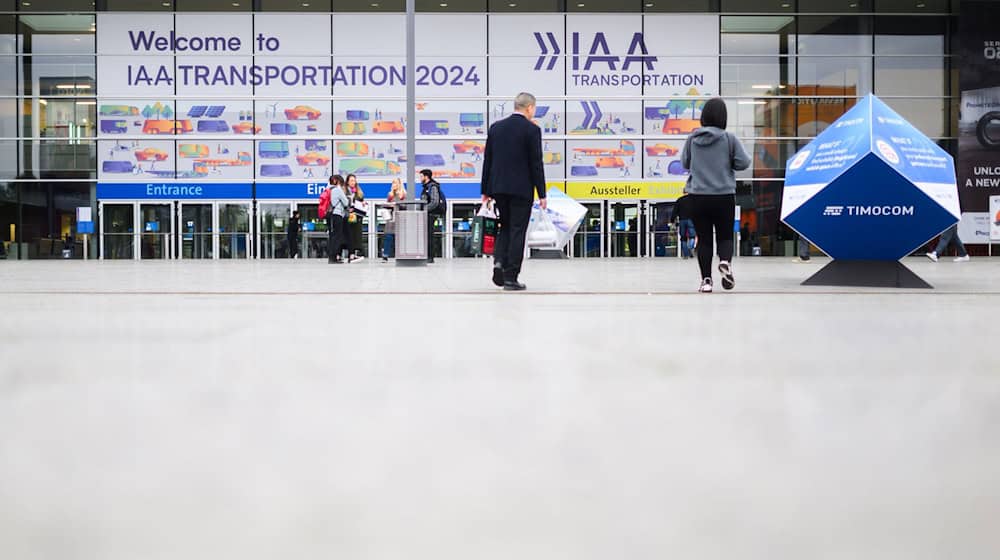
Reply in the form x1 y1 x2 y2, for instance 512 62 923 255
690 194 735 280
427 212 441 261
493 194 533 279
287 234 299 258
328 214 345 263
348 217 363 256
934 224 967 257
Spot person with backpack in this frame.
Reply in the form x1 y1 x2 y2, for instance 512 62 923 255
345 174 366 262
320 174 350 264
419 169 446 263
681 97 751 293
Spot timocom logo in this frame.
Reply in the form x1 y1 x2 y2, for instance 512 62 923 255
825 205 915 217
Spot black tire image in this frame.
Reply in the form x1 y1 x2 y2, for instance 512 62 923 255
976 111 1000 149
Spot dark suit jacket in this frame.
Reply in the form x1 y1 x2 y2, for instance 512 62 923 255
481 113 546 200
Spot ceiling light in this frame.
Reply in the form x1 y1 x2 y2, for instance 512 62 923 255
916 1 926 6
56 84 77 89
22 1 30 6
439 2 448 6
371 2 380 6
751 84 773 89
577 2 585 6
738 100 766 105
162 1 170 5
76 101 96 106
38 99 47 105
645 2 654 6
780 2 790 7
849 2 858 6
302 2 310 5
232 2 240 6
508 2 516 5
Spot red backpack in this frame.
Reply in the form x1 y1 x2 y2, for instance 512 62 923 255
318 187 332 217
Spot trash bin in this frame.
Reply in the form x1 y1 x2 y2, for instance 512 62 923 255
394 200 428 266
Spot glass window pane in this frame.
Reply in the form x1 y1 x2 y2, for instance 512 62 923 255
883 98 947 137
793 96 859 137
21 140 96 179
0 99 15 138
797 16 873 56
21 98 95 138
0 57 14 96
875 56 946 96
721 16 795 55
0 141 15 178
17 15 95 54
798 57 872 95
18 181 93 260
725 98 797 138
721 56 794 97
875 16 946 55
0 15 15 53
18 56 95 96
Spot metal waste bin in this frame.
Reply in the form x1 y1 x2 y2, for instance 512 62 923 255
394 200 428 266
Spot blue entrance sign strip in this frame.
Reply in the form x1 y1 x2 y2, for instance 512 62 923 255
97 182 253 199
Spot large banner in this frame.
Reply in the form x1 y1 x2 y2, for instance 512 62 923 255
958 1 1000 214
94 12 719 199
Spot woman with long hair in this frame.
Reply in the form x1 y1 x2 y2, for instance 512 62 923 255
680 98 751 292
345 173 366 262
326 174 350 264
382 177 406 262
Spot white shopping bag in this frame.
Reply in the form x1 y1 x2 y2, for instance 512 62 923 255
477 201 497 219
527 207 559 249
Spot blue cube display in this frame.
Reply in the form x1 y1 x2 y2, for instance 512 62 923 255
781 94 960 261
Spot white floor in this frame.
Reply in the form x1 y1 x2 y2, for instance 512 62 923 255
1 257 998 560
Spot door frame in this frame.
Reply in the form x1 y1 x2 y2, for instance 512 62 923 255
98 199 176 261
605 199 645 258
256 200 295 259
567 199 606 258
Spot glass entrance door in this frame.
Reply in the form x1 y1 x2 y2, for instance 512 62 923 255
258 202 293 258
180 203 214 259
648 201 681 258
607 201 643 257
218 202 251 259
571 202 604 258
138 203 174 260
297 203 329 259
449 202 478 258
101 203 134 260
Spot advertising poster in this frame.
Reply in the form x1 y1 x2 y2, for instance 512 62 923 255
567 139 641 180
991 196 1000 240
177 140 253 181
98 139 175 181
256 139 332 181
958 1 1000 213
176 99 254 135
335 140 405 182
413 140 483 181
258 100 332 137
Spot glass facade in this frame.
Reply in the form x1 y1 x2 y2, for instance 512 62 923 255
0 1 959 259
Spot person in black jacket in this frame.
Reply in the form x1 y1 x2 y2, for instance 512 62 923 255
287 210 301 258
674 190 695 259
481 92 547 291
419 169 445 263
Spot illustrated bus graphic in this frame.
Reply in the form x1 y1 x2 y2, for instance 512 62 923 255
100 120 127 134
259 164 293 177
373 121 405 134
419 120 449 135
258 141 290 158
336 142 369 157
102 160 135 173
413 154 446 167
196 120 229 133
346 110 370 121
100 105 139 116
459 113 485 128
335 121 367 135
338 158 401 176
270 123 298 135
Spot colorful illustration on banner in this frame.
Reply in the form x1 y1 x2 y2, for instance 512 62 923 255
568 140 641 179
257 100 330 136
99 139 176 180
255 139 331 181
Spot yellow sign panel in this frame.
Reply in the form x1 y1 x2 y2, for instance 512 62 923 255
564 181 686 200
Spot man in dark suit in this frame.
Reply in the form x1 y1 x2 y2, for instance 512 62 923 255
481 92 547 291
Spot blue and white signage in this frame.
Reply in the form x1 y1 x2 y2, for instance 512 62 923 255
255 181 482 201
97 182 252 199
781 94 960 261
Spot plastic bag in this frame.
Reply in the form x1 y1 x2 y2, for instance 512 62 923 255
527 208 559 249
476 201 497 219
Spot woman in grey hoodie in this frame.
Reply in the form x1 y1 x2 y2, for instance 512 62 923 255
681 98 751 292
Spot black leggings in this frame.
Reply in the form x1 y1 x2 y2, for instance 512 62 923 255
689 194 735 280
328 214 346 263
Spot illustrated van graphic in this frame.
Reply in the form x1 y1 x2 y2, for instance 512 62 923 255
339 158 401 176
143 119 193 134
259 164 293 177
102 160 135 173
662 118 700 135
645 143 679 157
452 141 485 154
644 107 671 120
285 105 322 120
419 120 449 135
196 120 229 133
100 120 127 134
305 140 328 152
270 123 298 135
459 113 485 128
335 121 367 135
571 165 598 177
373 121 405 134
346 110 370 121
258 141 290 158
413 154 446 167
231 122 261 134
595 156 625 168
100 105 139 116
336 142 369 157
178 144 210 158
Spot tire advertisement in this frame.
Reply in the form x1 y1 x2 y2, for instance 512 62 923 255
958 1 1000 213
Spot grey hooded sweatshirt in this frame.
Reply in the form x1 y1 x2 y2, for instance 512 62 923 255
680 126 751 195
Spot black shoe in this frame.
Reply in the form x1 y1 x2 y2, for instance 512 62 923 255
503 280 526 291
492 266 504 287
427 258 435 264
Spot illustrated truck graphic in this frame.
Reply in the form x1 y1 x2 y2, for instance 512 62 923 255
339 158 401 176
100 120 127 134
419 120 449 135
258 141 290 158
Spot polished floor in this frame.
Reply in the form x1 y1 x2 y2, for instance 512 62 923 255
1 257 998 560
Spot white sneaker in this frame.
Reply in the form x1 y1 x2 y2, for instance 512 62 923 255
349 255 365 263
954 255 970 262
698 278 713 293
718 261 735 290
925 252 939 262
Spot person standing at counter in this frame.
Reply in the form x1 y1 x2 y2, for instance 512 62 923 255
346 174 366 262
326 175 350 264
382 178 406 262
